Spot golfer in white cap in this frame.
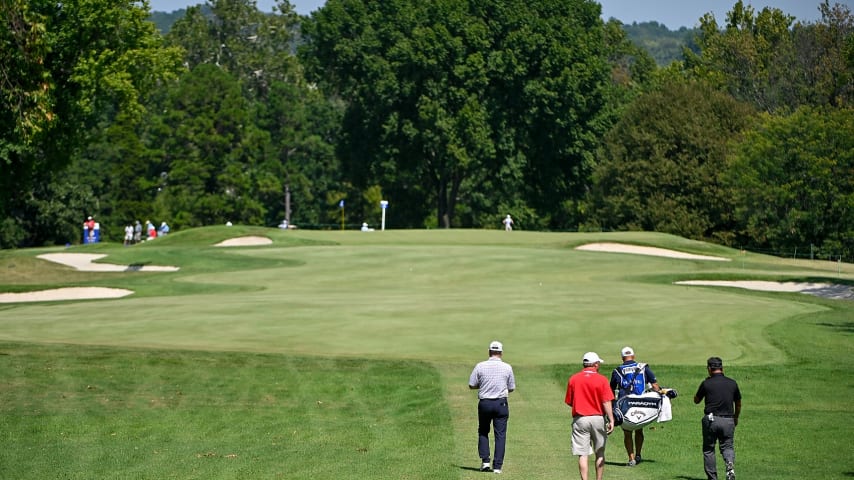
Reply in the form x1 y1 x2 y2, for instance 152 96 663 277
565 352 615 480
469 340 515 474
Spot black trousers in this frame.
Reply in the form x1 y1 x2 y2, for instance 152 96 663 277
478 398 509 469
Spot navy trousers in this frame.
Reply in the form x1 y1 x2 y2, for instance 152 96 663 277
478 398 509 469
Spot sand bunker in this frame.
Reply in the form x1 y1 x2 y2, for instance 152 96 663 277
0 287 133 303
576 244 851 300
575 243 729 262
675 280 854 300
37 253 179 272
214 236 273 247
3 252 177 302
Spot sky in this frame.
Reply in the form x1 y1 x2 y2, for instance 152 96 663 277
148 0 852 29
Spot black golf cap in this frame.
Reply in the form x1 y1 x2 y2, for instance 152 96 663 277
707 357 723 369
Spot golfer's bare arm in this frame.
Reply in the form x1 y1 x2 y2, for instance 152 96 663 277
602 400 615 433
734 400 741 425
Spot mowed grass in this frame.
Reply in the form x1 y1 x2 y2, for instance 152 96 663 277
0 228 852 479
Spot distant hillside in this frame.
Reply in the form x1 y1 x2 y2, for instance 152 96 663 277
150 11 696 66
149 9 183 34
149 4 210 34
622 21 700 66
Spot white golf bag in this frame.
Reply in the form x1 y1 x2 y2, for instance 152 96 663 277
616 391 663 431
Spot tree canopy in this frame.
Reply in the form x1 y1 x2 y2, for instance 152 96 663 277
1 0 852 259
587 79 754 242
0 0 183 244
685 0 853 112
727 107 854 257
300 0 612 229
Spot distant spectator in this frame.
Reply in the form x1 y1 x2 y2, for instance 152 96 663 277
124 224 133 246
278 219 289 229
85 216 96 242
159 221 170 236
133 220 142 244
146 220 157 240
503 214 514 232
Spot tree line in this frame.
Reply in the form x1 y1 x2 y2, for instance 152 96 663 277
1 0 852 259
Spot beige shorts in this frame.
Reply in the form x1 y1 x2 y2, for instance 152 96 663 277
572 416 607 456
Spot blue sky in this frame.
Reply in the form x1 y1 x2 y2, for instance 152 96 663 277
148 0 851 29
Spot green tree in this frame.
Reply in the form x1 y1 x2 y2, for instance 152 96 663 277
791 2 854 107
300 0 612 229
603 19 657 91
684 0 796 112
153 63 265 227
255 80 344 227
726 107 854 258
166 0 301 101
586 79 754 242
685 0 853 112
0 0 182 246
162 0 344 229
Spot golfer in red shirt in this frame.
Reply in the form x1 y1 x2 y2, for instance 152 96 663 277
565 352 615 480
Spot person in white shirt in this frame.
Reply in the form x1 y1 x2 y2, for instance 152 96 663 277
124 224 133 246
502 215 514 231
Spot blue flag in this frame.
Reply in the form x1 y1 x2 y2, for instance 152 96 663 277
339 200 344 208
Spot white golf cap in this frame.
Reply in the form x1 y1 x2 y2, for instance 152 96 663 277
621 346 634 357
489 341 503 352
583 352 603 364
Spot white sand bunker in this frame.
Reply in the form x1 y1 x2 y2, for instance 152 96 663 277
38 253 179 272
676 280 854 301
0 287 133 303
576 243 729 262
214 236 273 247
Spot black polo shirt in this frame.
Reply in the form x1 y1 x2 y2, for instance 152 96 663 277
695 373 741 416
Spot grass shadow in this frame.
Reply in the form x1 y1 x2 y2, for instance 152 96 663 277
816 322 854 333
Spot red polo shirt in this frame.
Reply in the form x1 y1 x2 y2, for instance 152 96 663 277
565 367 614 417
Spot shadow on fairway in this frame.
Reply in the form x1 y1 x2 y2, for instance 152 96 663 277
605 458 658 465
456 464 487 472
817 321 854 333
674 476 706 480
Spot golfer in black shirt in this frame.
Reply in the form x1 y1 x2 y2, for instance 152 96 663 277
694 357 741 480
